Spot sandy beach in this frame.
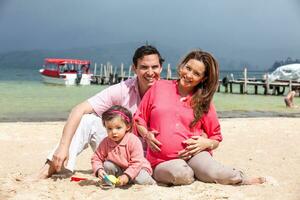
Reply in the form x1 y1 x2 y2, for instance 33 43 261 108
0 117 299 200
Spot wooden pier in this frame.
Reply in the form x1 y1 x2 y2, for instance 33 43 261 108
218 79 300 95
217 68 300 96
90 62 175 85
91 64 300 96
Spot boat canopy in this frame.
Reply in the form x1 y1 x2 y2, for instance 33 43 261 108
268 63 300 82
45 58 90 65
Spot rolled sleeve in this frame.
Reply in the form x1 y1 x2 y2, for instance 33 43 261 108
201 103 222 142
88 83 124 116
133 82 156 134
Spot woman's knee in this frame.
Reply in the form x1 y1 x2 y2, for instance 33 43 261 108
188 152 243 184
153 159 194 185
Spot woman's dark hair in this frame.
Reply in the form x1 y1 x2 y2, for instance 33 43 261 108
177 49 219 127
132 45 164 66
102 105 133 131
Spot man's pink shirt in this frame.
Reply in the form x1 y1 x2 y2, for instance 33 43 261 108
88 77 140 116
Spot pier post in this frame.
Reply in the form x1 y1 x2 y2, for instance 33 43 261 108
265 74 270 95
120 63 124 81
289 79 292 92
254 85 258 94
113 65 117 84
167 63 171 80
94 63 97 75
128 65 132 78
100 64 103 77
104 64 109 84
243 67 248 94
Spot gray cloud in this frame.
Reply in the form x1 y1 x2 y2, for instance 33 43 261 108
0 0 299 68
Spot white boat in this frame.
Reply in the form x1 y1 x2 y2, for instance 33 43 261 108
268 63 300 82
39 58 93 85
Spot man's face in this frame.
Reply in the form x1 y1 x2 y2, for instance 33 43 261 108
133 54 162 95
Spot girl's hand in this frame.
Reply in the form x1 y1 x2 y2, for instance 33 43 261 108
178 135 211 160
97 169 106 181
117 174 129 186
145 130 162 152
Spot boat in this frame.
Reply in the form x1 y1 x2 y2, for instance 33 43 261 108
268 63 300 82
39 58 93 85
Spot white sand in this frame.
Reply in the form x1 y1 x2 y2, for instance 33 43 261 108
0 118 299 200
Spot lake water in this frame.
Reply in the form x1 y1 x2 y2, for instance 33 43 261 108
0 65 274 121
0 65 266 82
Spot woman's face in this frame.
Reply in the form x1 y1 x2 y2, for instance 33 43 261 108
179 59 206 92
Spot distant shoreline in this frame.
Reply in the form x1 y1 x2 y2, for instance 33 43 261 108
1 111 299 122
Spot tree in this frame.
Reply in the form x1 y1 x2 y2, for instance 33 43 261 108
269 57 300 71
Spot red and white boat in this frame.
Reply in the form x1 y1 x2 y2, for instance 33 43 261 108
39 58 93 85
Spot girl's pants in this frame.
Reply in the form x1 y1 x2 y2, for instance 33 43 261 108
153 151 244 185
103 161 156 185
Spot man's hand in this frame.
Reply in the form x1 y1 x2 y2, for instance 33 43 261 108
52 101 94 172
145 130 162 152
178 136 210 160
52 146 69 172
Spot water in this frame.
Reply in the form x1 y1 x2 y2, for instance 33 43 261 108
0 65 270 121
0 65 266 83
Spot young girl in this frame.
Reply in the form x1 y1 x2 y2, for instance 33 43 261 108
134 49 265 186
91 105 155 186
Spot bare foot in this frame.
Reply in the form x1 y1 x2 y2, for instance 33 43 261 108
242 177 266 185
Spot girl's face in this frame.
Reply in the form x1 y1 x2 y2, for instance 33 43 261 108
104 116 130 143
179 59 206 92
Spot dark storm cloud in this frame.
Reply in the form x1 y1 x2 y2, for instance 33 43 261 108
0 0 299 67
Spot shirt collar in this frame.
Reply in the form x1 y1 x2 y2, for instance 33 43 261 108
175 80 193 102
132 76 141 103
107 132 131 147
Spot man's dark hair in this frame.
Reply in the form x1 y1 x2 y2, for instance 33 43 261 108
132 45 164 66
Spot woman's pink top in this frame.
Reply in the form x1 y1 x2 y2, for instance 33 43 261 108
91 133 152 180
134 80 222 167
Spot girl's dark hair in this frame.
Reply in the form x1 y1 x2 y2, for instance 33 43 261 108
177 49 219 127
101 105 133 131
132 45 164 66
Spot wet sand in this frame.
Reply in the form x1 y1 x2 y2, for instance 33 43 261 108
1 111 300 122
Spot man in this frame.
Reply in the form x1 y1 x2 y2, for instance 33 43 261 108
35 45 164 179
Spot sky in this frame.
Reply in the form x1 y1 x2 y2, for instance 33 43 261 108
0 0 299 68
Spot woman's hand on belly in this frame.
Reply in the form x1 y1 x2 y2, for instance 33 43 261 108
145 129 162 152
178 135 210 160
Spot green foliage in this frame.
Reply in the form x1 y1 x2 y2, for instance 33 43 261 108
269 57 300 72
